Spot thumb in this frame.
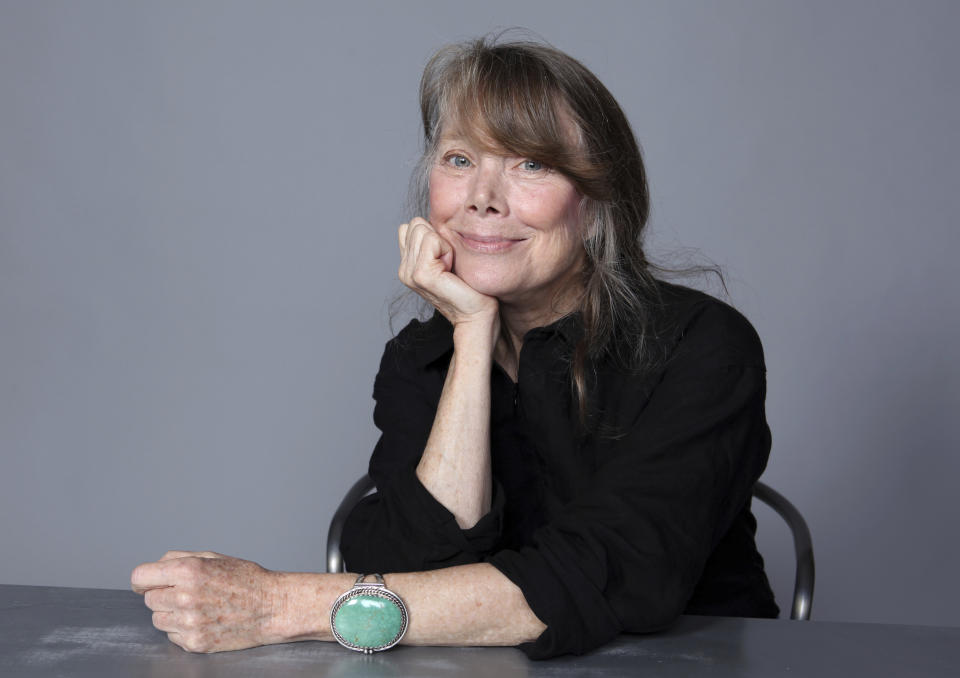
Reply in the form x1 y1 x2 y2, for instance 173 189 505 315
159 550 195 561
440 240 454 272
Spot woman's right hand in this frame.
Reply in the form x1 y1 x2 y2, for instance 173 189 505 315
398 218 499 332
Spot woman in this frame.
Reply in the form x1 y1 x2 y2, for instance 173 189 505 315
131 36 778 659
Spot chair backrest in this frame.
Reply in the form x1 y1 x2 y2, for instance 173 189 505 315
752 481 815 620
326 475 815 620
326 474 376 574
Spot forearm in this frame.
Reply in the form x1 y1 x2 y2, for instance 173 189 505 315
415 321 496 528
272 563 545 647
392 563 546 646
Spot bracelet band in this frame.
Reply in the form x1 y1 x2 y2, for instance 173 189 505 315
330 574 408 653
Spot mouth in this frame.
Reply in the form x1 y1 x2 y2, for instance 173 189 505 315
456 231 527 254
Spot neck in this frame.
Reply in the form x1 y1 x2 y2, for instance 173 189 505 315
493 289 581 381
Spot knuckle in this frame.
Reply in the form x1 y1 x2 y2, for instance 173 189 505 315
182 611 200 629
181 636 201 653
189 632 212 653
177 591 194 608
178 558 202 582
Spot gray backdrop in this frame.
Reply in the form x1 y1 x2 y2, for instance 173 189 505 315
2 1 958 629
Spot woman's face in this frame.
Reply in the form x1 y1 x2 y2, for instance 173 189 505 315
428 131 585 311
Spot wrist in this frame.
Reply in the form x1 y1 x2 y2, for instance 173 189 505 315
265 572 356 643
452 312 500 355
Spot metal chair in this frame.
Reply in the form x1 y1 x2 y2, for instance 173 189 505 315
326 475 814 620
752 481 815 620
326 474 376 574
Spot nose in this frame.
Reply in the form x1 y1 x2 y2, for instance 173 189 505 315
466 162 507 216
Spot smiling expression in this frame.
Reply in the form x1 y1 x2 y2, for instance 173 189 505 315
428 133 586 312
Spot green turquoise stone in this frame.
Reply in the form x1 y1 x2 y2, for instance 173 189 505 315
334 595 404 649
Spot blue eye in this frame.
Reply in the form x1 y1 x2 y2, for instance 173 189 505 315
522 160 544 171
446 154 471 168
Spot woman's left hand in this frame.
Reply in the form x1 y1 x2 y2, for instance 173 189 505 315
131 550 282 653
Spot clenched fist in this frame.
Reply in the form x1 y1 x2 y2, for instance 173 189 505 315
131 551 282 653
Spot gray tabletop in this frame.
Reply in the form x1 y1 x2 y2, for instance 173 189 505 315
1 584 957 677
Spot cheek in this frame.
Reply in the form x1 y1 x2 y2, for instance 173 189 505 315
519 180 581 220
428 172 458 222
531 194 585 267
519 191 583 241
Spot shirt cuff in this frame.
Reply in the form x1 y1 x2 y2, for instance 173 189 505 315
487 546 621 659
379 467 506 565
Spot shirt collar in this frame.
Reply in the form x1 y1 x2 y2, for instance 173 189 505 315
545 310 584 346
408 310 584 368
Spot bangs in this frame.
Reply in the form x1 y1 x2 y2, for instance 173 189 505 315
422 41 608 197
446 52 572 161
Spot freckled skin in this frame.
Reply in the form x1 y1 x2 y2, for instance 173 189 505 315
135 552 285 653
132 552 544 652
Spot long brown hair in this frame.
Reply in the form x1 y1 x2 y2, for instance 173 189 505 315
411 35 664 425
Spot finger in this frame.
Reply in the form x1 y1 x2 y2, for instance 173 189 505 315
408 216 432 230
160 550 197 561
143 587 176 612
434 231 454 271
415 230 454 275
399 218 431 253
401 222 429 284
131 562 173 594
409 217 436 251
152 611 178 633
432 269 482 308
406 226 431 282
167 631 188 651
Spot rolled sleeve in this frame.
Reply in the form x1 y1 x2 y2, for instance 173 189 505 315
344 468 506 572
341 333 506 573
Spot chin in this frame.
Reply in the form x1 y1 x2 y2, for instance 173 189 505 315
456 265 518 299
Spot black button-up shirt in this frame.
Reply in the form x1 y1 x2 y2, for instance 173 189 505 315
342 281 779 658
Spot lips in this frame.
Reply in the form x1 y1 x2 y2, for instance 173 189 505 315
456 231 526 254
